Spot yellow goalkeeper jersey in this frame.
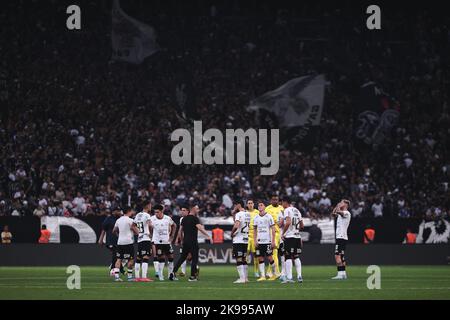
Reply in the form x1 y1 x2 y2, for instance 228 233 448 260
265 204 284 240
247 209 259 240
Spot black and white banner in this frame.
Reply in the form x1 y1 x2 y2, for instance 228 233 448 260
111 0 159 64
3 216 445 244
35 216 334 244
355 81 400 146
416 219 450 244
248 75 326 148
40 216 97 243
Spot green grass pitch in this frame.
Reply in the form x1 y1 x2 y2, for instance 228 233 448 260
0 266 449 300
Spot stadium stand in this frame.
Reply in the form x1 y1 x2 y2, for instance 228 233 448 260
0 0 449 223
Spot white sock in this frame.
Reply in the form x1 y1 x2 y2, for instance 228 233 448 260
135 263 141 278
114 268 120 279
259 262 265 277
153 261 159 274
158 262 164 277
181 261 187 274
142 262 148 279
285 259 293 280
281 256 286 276
243 264 248 280
237 265 244 280
168 261 174 275
294 258 302 277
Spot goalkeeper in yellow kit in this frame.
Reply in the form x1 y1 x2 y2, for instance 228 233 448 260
264 194 283 277
246 199 260 278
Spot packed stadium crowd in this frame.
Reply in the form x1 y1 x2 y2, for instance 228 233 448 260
1 1 449 220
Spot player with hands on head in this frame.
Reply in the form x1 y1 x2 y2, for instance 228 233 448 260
331 199 351 280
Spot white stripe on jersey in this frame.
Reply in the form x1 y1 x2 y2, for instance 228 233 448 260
233 211 251 244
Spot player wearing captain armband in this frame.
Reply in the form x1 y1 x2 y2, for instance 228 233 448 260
331 199 351 280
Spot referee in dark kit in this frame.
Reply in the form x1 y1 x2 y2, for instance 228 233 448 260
170 205 212 281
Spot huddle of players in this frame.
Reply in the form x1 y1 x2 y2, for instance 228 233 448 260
111 197 352 282
231 195 304 284
111 201 184 282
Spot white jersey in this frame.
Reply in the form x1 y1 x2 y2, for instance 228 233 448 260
233 210 251 244
253 213 275 244
134 211 152 243
151 215 174 244
284 206 302 239
336 210 351 240
114 216 135 245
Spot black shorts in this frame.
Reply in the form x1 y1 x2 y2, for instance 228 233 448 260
116 244 134 260
155 244 174 256
180 242 198 256
255 244 273 257
335 238 347 255
232 243 248 259
137 241 152 258
278 242 285 255
284 238 302 255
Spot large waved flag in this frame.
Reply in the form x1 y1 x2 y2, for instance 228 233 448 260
248 74 326 147
355 81 400 147
111 0 160 64
248 75 326 128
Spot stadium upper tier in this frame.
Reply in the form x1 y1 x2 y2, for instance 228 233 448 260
0 1 449 219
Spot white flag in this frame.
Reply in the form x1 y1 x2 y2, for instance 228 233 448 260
111 0 159 64
248 75 326 128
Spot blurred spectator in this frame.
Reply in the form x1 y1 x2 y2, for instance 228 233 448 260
372 200 384 218
33 205 46 217
351 202 364 218
1 225 12 244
